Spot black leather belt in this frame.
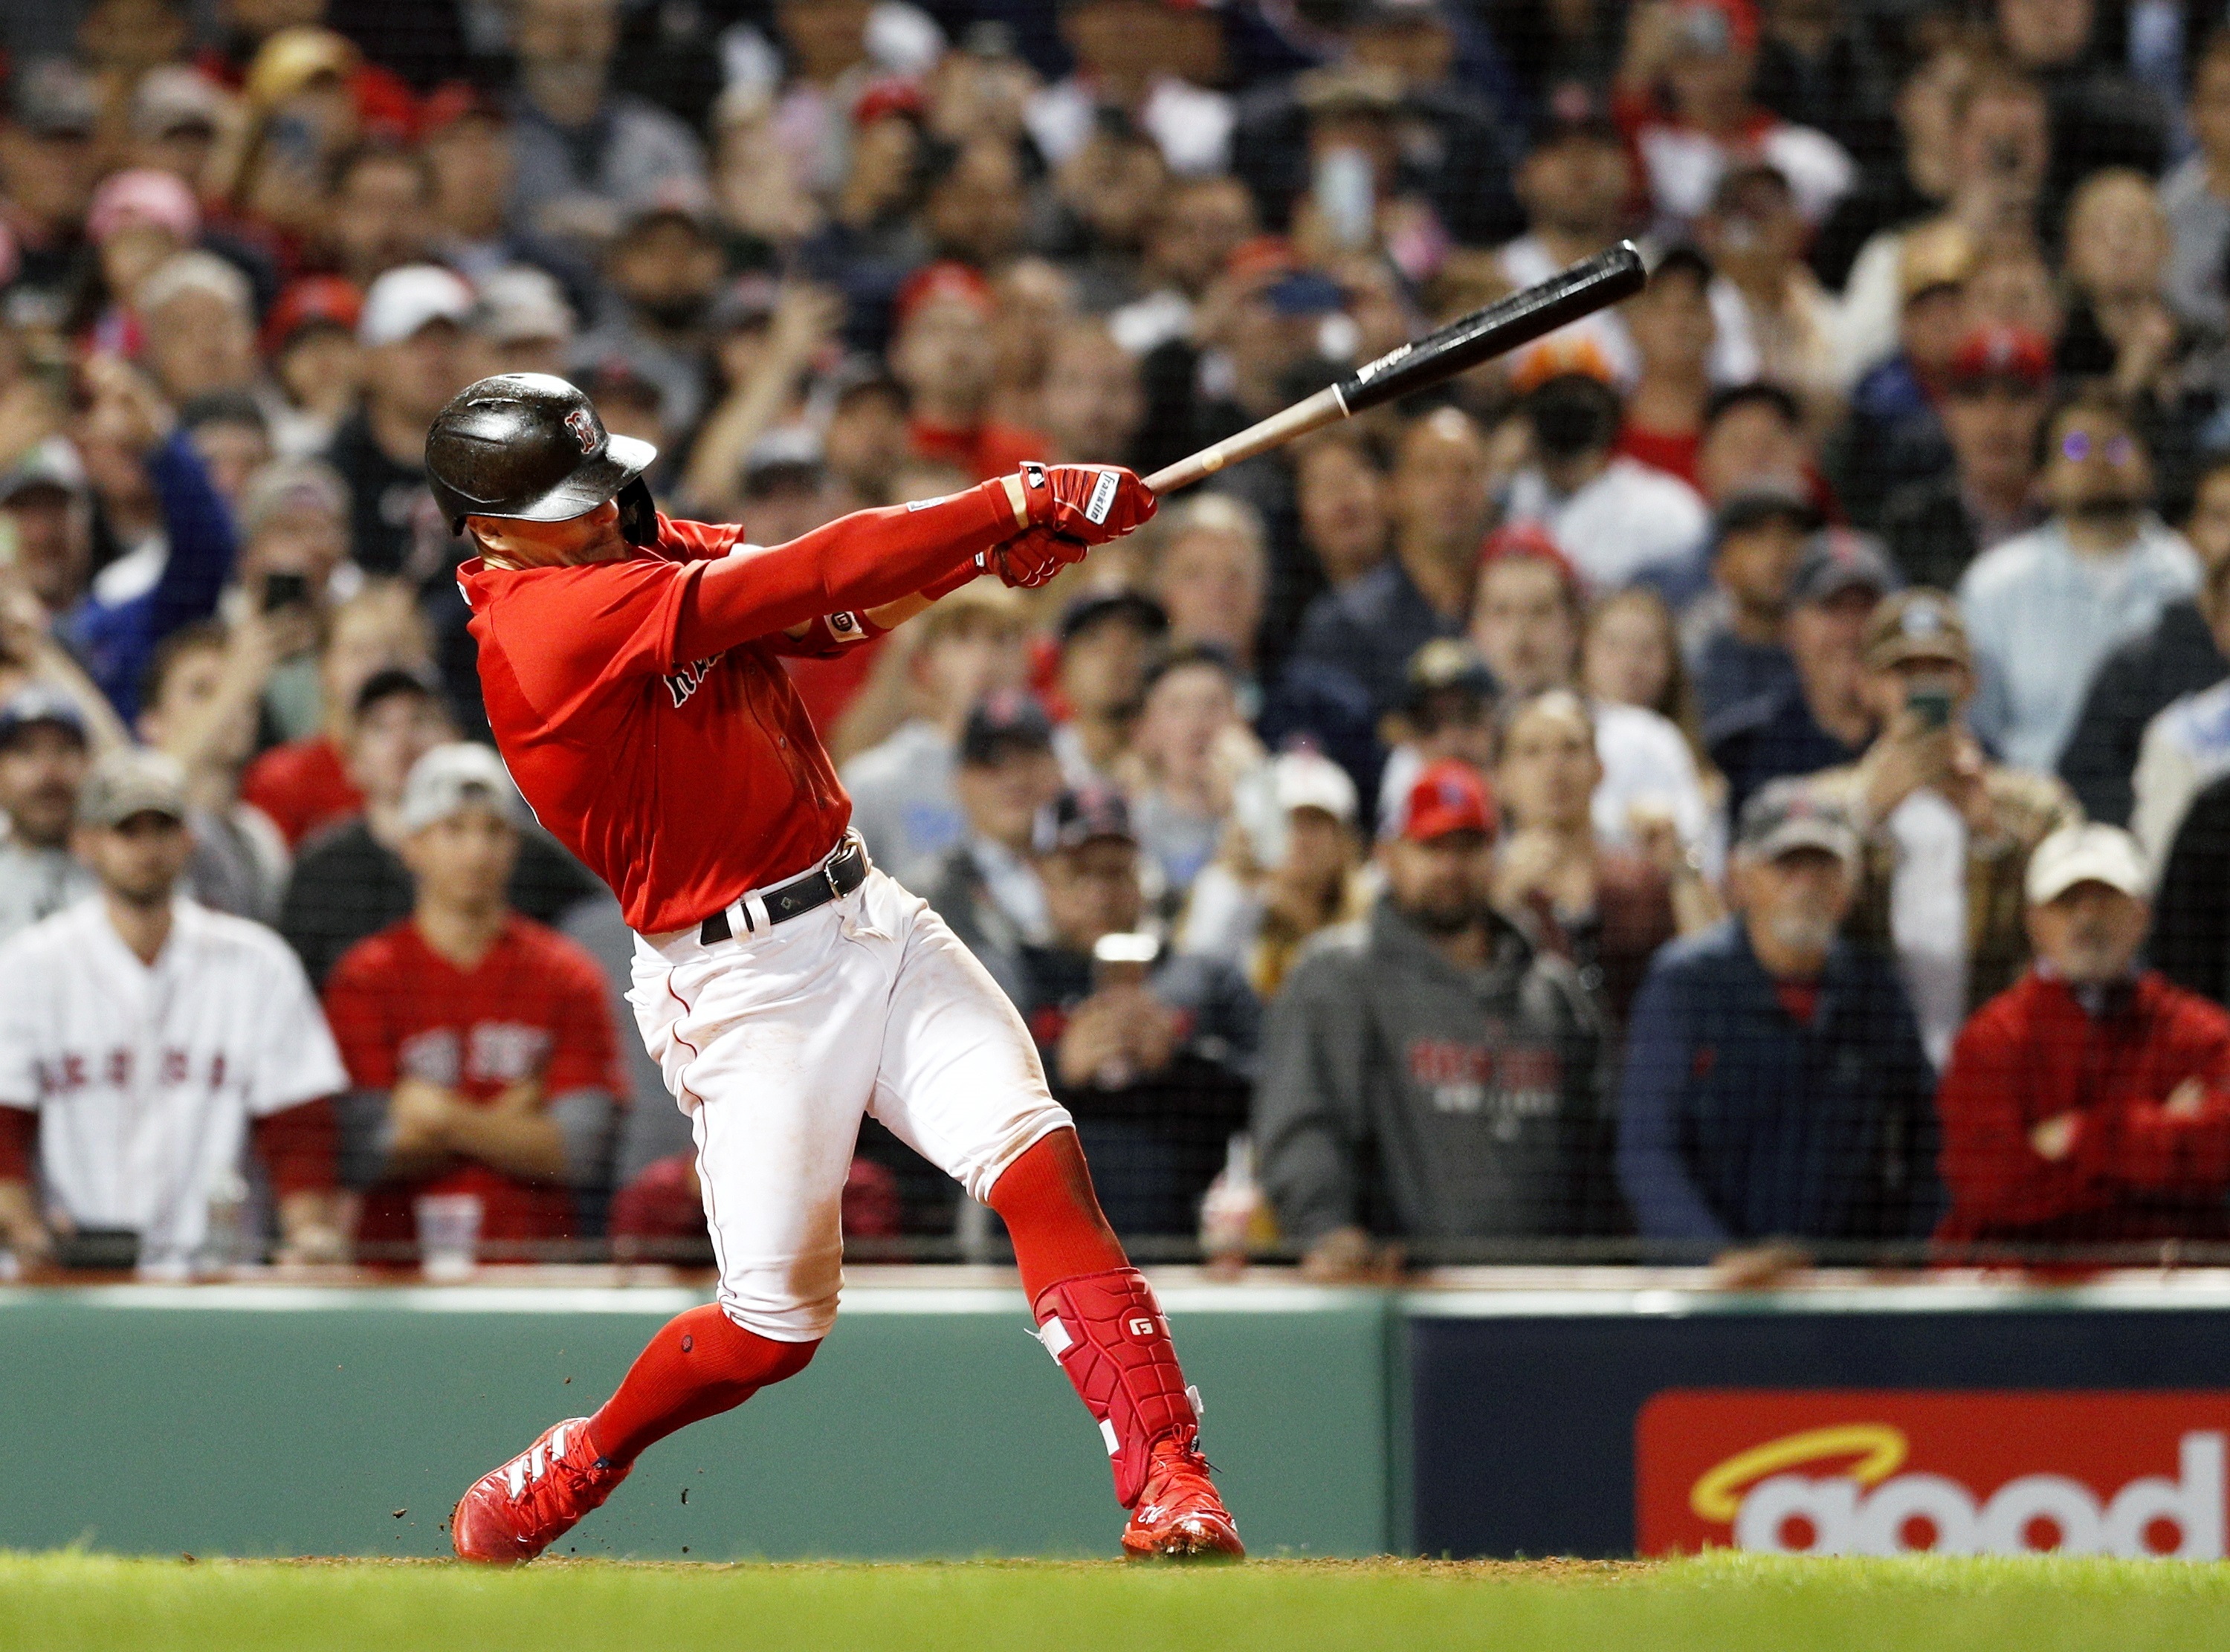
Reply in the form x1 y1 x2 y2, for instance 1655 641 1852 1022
699 838 869 944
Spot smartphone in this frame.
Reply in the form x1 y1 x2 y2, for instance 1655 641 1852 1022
1907 681 1954 731
262 570 310 612
1314 145 1375 251
1092 931 1160 991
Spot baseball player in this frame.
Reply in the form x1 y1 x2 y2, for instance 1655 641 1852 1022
433 375 1242 1562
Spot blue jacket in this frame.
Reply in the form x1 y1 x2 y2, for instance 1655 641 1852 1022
1616 918 1939 1248
59 430 236 722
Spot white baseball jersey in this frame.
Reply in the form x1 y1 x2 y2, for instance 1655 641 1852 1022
0 895 348 1269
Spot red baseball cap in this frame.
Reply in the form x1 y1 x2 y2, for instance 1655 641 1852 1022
262 275 363 357
1478 519 1584 599
1400 759 1498 843
853 77 925 128
892 259 993 333
1948 323 2052 390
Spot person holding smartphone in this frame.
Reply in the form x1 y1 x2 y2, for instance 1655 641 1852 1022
1810 589 2078 1072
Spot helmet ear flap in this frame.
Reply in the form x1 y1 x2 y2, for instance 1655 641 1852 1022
616 477 658 546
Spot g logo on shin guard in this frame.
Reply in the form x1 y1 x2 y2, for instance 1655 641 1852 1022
1127 1316 1157 1338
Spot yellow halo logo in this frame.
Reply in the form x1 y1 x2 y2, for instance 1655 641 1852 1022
1690 1425 1910 1523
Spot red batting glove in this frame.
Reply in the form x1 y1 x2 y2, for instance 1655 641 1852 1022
991 526 1088 589
1014 463 1156 545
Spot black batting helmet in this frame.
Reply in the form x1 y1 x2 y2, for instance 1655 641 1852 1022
424 373 659 545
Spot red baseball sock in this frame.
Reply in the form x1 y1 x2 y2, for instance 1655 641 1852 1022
586 1304 818 1467
988 1127 1129 1301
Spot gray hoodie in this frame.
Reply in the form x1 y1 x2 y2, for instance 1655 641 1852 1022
1255 895 1611 1248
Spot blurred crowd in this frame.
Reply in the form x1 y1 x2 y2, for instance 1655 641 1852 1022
9 0 2230 1277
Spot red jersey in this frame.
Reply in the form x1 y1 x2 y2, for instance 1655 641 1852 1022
458 487 1019 933
241 733 363 847
324 915 620 1248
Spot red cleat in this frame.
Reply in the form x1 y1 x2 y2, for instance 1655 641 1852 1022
1120 1434 1245 1561
451 1417 630 1564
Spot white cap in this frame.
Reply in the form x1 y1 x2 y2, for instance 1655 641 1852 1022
472 265 575 346
359 264 474 349
2026 823 2150 905
1271 749 1358 825
398 742 526 834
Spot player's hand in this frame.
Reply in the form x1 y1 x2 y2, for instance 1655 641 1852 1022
1012 462 1156 546
2029 1111 2080 1162
989 526 1087 589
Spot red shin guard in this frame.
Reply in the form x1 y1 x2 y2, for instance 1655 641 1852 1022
1031 1266 1202 1507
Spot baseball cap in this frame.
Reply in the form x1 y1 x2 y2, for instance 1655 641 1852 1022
1789 528 1899 608
1948 323 2052 392
0 437 88 505
1864 588 1969 671
354 664 443 719
358 265 474 349
1398 758 1496 843
1479 518 1585 599
398 742 527 835
1670 0 1758 57
0 685 88 751
87 169 201 247
1528 81 1621 149
1713 484 1820 543
77 748 187 828
130 65 224 142
1898 219 1977 305
2027 823 2150 905
1040 785 1136 852
1059 589 1169 647
11 60 97 139
418 80 502 137
1736 778 1859 868
473 265 575 346
264 276 363 355
237 459 349 540
1271 749 1359 824
711 273 781 334
853 76 925 128
960 690 1055 767
893 261 995 332
1403 638 1494 710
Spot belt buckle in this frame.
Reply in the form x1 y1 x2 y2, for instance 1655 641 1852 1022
823 849 847 903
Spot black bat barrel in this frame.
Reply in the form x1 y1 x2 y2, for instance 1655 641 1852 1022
1333 241 1649 417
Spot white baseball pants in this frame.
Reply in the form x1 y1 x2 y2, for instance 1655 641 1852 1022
629 864 1072 1340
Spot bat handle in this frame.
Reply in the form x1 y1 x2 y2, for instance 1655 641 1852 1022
1143 385 1348 496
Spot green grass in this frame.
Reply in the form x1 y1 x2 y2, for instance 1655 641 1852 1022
6 1551 2230 1651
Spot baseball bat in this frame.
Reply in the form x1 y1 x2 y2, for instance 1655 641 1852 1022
1142 240 1648 496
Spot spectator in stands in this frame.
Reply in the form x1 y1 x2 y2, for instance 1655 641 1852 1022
506 0 708 245
1493 687 1722 1029
465 266 578 383
0 687 96 945
1145 495 1269 695
912 690 1064 1008
1960 392 2199 773
135 621 291 924
225 459 353 745
0 62 100 303
278 669 597 986
324 744 621 1264
1614 0 1854 241
1583 585 1712 776
841 583 1030 874
1496 96 1640 389
1618 779 1939 1252
1693 381 1822 514
1710 529 1893 820
1038 320 1145 470
1180 748 1367 1001
179 392 273 511
323 264 474 583
1018 787 1257 1237
1284 406 1487 730
890 262 1041 482
2163 31 2230 333
0 748 350 1272
573 201 725 436
1831 220 1973 530
1616 246 1719 488
1120 644 1258 904
1258 758 1609 1275
1938 823 2230 1246
1502 372 1709 593
1029 0 1234 181
1051 591 1168 791
1879 323 2052 594
1811 591 2078 1071
240 583 433 849
2126 515 2230 862
1371 638 1497 831
322 143 434 292
262 278 366 456
1292 430 1390 595
132 251 259 410
1695 161 1838 409
1686 487 1815 728
1996 0 2167 198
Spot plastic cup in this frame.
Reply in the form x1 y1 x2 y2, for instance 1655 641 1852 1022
414 1193 483 1281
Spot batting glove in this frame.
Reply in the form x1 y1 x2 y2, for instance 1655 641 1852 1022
989 526 1088 589
1004 463 1157 546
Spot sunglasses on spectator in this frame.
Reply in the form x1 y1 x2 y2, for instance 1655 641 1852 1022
2060 432 2135 464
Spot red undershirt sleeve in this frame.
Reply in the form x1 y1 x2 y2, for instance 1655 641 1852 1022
0 1105 33 1182
252 1098 339 1197
671 480 1019 663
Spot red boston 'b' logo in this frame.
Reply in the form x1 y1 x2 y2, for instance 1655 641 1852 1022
564 406 598 454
